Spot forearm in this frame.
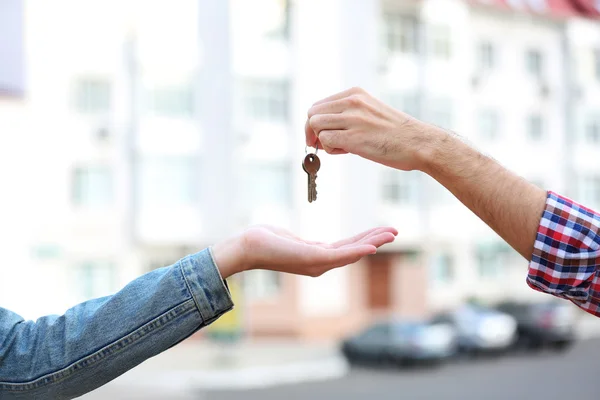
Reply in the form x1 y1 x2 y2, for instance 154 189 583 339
419 127 547 260
0 249 233 399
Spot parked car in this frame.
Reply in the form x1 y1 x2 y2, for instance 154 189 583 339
431 304 517 355
495 300 575 351
340 319 456 367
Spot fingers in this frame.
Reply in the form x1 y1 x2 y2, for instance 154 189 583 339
329 148 348 155
309 114 347 132
332 227 397 248
306 119 347 153
308 229 397 275
305 119 320 148
311 87 367 106
355 232 396 248
324 244 377 268
308 98 351 117
305 88 370 150
318 130 346 153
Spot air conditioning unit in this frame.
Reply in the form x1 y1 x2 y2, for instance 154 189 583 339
95 126 110 141
539 82 550 98
237 130 250 145
571 85 583 100
471 74 480 90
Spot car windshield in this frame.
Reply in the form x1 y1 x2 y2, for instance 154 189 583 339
391 322 424 337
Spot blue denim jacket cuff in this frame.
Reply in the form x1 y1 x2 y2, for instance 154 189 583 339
180 248 234 325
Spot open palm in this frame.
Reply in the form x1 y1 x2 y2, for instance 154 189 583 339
243 225 397 277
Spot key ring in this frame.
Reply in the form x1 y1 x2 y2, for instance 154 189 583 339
305 143 319 154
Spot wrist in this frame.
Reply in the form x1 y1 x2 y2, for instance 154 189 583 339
211 233 249 279
415 125 464 177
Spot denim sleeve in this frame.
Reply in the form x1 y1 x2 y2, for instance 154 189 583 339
0 248 234 399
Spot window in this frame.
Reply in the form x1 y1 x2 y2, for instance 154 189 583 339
430 252 454 284
264 0 291 41
241 79 289 122
527 113 544 140
430 25 452 60
594 49 600 81
72 166 113 207
75 261 116 300
586 116 600 144
526 49 543 78
244 270 281 299
478 109 500 140
386 92 420 118
577 175 600 209
384 14 419 54
381 170 418 204
73 78 111 114
361 323 390 339
476 242 511 279
137 157 198 207
478 41 496 70
144 84 194 118
431 314 453 325
31 244 61 260
240 163 292 209
428 98 453 128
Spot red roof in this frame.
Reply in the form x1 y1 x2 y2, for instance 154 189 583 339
468 0 600 19
570 0 600 17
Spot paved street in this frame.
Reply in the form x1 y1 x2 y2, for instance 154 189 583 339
204 339 600 400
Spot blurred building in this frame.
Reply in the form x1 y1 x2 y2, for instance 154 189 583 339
1 0 600 338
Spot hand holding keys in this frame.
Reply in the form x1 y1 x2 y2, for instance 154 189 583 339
303 146 320 203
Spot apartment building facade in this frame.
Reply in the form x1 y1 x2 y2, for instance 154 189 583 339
2 0 600 338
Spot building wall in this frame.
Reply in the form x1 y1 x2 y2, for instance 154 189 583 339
3 0 600 339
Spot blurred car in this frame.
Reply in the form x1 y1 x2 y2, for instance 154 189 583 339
495 300 575 351
431 304 517 355
340 319 456 367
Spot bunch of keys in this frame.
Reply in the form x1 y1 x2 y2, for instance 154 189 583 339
302 145 321 203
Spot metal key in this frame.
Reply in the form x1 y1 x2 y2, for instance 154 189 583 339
303 153 320 203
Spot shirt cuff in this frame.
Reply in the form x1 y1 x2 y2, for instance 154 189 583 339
179 248 234 326
527 191 600 315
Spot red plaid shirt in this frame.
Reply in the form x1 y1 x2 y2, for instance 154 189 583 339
527 191 600 317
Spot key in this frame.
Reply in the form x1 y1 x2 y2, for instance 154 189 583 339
303 153 320 203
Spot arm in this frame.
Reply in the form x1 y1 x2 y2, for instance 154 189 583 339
0 249 232 400
417 131 599 316
420 131 547 260
306 87 600 317
0 225 396 399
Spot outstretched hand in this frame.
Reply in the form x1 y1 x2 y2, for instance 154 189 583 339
212 226 397 279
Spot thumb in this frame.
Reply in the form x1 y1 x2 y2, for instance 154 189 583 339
318 130 344 154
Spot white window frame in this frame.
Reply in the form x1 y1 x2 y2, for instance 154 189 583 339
429 25 452 60
381 170 419 205
73 77 112 114
525 48 544 78
384 14 419 54
240 79 290 122
478 109 500 141
72 166 114 208
526 113 544 140
478 41 496 70
244 270 282 300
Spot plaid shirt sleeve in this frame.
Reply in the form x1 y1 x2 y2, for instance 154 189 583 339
527 191 600 317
